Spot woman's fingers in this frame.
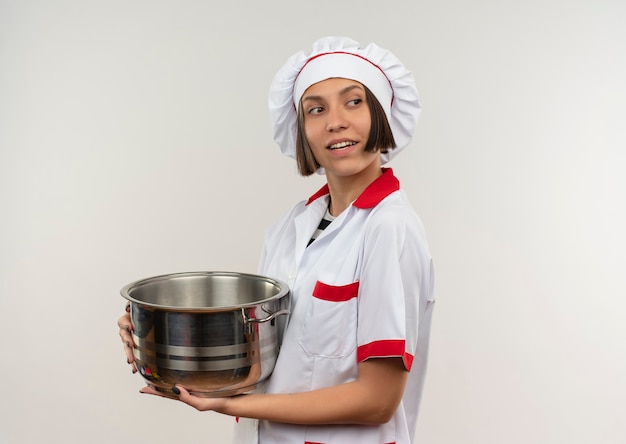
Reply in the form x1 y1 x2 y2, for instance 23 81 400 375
173 385 228 412
139 383 229 413
117 311 133 333
140 384 175 398
117 311 137 373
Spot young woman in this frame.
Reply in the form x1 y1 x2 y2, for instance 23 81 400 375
118 36 435 444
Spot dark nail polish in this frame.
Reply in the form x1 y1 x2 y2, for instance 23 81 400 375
171 386 181 395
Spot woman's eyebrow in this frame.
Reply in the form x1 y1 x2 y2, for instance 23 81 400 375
302 84 365 103
302 94 323 103
338 84 365 95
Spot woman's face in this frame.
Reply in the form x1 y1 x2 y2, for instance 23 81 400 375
301 77 380 181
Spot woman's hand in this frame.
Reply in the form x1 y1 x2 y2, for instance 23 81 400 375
117 303 137 374
140 384 230 412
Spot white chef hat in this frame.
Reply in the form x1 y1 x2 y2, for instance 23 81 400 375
268 36 421 166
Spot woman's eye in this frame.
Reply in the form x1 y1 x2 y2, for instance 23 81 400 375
308 106 324 114
347 98 363 106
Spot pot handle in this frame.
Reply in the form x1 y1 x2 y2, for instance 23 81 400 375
242 306 290 324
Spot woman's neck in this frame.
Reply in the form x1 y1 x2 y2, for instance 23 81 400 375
326 166 382 216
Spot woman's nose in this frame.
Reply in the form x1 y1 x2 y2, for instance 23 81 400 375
325 107 348 131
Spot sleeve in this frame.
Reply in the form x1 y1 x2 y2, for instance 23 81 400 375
356 204 433 371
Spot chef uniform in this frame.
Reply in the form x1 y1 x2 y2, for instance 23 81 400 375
234 36 435 444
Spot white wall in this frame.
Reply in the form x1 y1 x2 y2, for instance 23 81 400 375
1 1 624 443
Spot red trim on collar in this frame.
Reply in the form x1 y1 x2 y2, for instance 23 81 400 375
353 168 399 208
305 184 330 206
305 168 400 208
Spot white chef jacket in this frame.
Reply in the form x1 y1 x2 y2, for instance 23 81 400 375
233 168 435 444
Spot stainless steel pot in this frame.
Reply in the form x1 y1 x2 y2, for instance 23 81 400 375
120 271 289 398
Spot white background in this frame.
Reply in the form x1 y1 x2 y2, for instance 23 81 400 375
1 1 625 443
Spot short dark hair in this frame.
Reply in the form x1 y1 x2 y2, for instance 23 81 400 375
295 84 397 176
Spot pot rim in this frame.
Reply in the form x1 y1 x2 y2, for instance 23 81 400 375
120 270 289 312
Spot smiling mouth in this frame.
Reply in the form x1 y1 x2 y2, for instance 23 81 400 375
328 141 357 150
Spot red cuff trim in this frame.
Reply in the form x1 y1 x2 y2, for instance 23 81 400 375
357 339 414 371
312 281 359 302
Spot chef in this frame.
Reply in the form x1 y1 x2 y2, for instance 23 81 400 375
120 35 435 444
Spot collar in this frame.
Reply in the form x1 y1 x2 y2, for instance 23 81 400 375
305 168 400 209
